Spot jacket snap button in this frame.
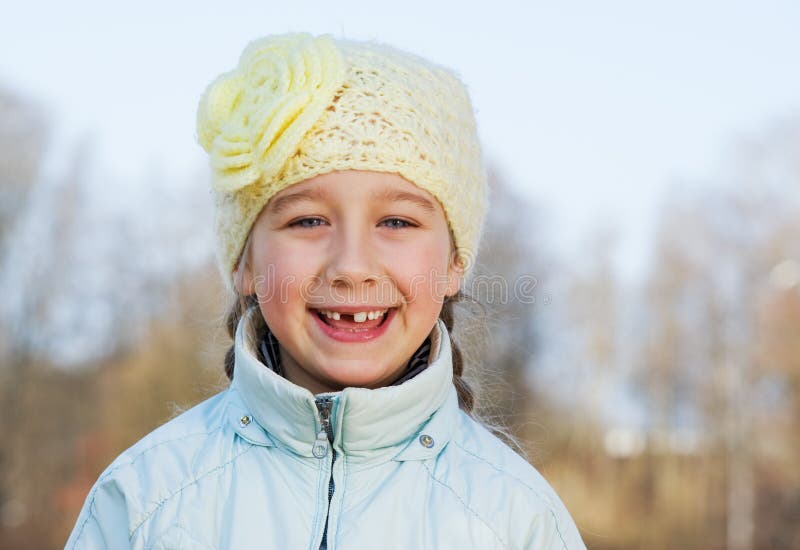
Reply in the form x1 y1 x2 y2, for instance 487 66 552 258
419 434 434 448
240 415 252 427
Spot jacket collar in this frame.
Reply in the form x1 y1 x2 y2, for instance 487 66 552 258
229 306 460 466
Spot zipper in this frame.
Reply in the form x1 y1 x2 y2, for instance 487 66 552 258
314 397 337 550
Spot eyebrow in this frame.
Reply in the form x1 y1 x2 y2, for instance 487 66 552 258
370 188 438 214
266 186 438 216
266 187 330 216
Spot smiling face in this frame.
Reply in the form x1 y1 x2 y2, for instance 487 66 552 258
237 170 463 395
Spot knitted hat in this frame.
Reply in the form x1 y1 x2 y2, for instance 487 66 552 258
196 33 487 291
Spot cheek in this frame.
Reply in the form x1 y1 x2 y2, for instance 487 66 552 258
250 245 318 306
390 244 453 304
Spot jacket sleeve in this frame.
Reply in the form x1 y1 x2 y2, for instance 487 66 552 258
65 474 133 550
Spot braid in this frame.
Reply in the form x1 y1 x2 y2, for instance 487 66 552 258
223 294 259 381
223 231 258 381
440 290 480 415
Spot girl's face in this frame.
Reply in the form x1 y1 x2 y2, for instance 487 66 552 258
238 170 463 394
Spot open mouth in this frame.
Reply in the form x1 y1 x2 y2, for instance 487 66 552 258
309 305 397 342
313 308 391 328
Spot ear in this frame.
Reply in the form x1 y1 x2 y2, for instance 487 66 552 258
233 257 254 296
444 251 465 298
232 228 260 295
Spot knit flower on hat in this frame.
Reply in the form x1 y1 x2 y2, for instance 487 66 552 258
196 34 345 193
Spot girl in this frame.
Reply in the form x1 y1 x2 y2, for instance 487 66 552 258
66 33 586 549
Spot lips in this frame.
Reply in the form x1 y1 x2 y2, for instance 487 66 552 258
310 307 396 343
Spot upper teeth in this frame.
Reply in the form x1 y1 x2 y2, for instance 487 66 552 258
319 309 388 322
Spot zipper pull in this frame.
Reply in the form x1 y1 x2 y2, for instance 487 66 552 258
313 398 334 459
312 429 329 458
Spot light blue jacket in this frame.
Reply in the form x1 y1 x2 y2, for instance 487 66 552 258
66 307 586 549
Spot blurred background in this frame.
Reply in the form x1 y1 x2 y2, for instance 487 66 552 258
1 1 799 548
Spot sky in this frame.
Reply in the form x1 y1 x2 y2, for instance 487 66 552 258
2 0 800 284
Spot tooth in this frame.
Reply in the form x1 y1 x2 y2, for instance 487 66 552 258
325 311 333 319
353 311 367 323
367 311 375 320
332 312 340 320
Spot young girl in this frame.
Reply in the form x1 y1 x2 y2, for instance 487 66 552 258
66 33 586 549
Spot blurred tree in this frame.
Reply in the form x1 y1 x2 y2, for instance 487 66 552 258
0 130 97 548
564 223 621 444
0 86 50 245
462 168 555 448
629 118 800 549
0 85 58 549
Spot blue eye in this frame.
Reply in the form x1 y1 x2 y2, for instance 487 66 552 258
381 218 414 229
289 217 326 228
288 217 414 229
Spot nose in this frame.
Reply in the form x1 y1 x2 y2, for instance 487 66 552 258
324 223 380 290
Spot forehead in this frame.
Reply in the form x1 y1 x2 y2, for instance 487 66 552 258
265 171 440 216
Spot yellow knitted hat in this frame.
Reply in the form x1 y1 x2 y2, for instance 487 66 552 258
196 33 487 291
